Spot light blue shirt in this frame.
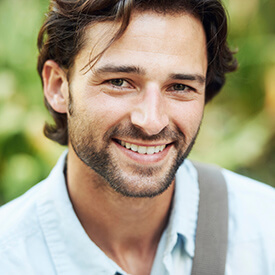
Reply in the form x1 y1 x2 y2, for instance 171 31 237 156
0 151 274 274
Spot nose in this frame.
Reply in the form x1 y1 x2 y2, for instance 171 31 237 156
130 84 169 136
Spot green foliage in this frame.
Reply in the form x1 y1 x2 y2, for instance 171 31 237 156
0 0 63 204
0 0 274 205
191 0 275 186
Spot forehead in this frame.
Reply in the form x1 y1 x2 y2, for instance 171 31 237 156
75 11 207 75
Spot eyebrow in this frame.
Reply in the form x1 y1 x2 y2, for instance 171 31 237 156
169 73 206 85
94 65 145 75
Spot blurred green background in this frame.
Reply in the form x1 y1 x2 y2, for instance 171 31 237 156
0 0 274 205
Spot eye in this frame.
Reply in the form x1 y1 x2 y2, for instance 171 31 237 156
110 79 125 87
166 83 198 100
103 78 135 95
169 83 193 92
107 78 134 89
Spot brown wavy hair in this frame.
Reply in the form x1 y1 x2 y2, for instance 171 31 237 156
37 0 238 145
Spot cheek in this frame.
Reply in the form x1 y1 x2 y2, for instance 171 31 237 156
170 101 204 139
76 94 134 129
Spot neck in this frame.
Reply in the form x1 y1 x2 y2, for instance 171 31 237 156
66 146 174 274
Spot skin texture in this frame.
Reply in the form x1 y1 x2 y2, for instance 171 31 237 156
43 11 207 275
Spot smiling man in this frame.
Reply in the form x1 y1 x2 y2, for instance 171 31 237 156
60 11 207 199
0 1 274 275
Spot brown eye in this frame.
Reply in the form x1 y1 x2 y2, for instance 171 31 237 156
110 79 124 86
173 84 187 91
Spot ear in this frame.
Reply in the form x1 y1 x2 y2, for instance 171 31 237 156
42 60 69 114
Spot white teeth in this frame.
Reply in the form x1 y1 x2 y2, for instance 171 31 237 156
131 144 138 152
138 146 147 154
125 142 131 149
154 146 160 153
119 141 167 154
147 147 155 155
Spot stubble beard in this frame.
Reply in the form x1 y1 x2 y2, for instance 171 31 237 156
69 117 200 198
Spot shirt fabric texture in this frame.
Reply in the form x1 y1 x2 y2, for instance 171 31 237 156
0 151 274 275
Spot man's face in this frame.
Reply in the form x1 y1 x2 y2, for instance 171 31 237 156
67 11 207 197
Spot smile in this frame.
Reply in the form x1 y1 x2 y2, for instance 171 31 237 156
118 140 167 155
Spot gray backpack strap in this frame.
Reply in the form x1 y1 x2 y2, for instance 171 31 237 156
191 162 228 275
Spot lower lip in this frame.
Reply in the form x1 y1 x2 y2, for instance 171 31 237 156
113 141 172 164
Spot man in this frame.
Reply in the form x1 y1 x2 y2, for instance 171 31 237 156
0 0 274 274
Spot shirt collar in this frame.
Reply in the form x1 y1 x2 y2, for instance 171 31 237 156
164 159 200 258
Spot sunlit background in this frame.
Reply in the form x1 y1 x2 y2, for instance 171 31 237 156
0 0 274 205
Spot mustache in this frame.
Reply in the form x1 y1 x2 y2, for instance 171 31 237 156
103 123 186 143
